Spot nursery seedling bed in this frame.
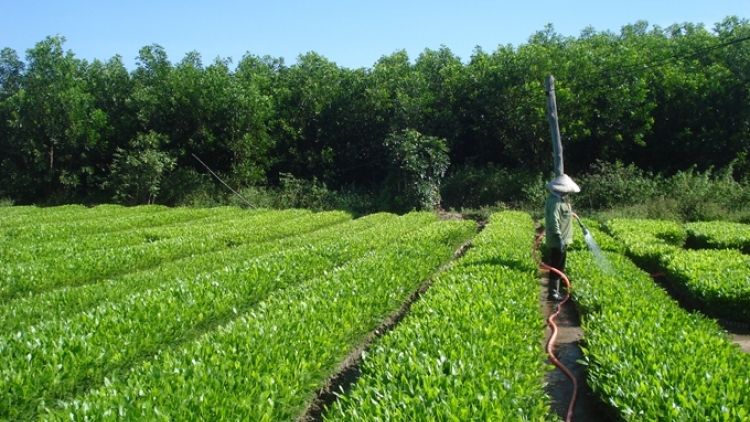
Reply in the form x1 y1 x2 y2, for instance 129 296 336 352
299 239 475 421
651 272 750 353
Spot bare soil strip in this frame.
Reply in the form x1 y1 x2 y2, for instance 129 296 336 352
297 238 475 422
719 320 750 353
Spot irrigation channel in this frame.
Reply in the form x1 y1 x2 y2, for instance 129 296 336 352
540 276 611 422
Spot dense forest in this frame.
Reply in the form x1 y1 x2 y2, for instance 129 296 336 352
1 16 749 212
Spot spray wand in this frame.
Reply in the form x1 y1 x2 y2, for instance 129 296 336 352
573 213 589 236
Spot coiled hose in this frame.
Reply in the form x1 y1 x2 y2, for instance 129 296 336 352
533 229 578 422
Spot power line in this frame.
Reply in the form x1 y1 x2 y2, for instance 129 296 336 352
607 33 750 76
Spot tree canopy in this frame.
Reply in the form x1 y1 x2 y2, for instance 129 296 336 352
1 17 749 207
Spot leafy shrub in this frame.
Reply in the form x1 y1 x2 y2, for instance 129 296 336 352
570 162 750 222
235 175 376 215
161 168 227 207
105 132 176 205
381 129 450 212
441 165 543 209
577 160 659 210
659 165 750 222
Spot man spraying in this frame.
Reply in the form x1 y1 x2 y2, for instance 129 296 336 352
544 174 580 301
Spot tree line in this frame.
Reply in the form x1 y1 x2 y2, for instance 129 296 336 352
1 16 748 209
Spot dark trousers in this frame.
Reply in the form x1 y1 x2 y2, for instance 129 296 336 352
548 246 567 288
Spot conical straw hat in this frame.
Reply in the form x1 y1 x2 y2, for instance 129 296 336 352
545 173 580 194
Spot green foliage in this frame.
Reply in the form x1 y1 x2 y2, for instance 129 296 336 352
577 161 659 210
234 174 376 215
328 211 551 421
441 164 544 210
381 129 450 212
685 220 750 253
663 165 750 222
0 208 352 334
604 218 686 271
160 167 226 207
20 211 473 421
2 18 750 208
106 131 176 205
2 207 392 419
662 248 750 322
4 205 750 420
575 163 750 223
0 36 106 202
567 250 750 421
567 218 625 254
596 216 750 323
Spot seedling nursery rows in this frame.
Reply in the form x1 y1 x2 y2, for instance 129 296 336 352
1 205 748 421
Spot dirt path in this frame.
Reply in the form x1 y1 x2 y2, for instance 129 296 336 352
721 321 750 353
540 272 618 422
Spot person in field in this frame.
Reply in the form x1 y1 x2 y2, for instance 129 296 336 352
544 174 580 301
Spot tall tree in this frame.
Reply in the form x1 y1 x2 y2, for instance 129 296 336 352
0 47 26 199
2 36 103 202
225 54 277 185
82 55 136 199
271 52 343 181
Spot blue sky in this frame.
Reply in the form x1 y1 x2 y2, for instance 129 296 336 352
2 0 748 70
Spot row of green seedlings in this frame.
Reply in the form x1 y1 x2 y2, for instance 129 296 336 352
0 204 168 227
565 235 750 420
685 220 750 254
0 209 368 334
0 212 455 420
605 218 750 323
0 204 191 242
0 211 399 419
1 207 275 263
678 220 750 321
0 208 348 301
36 216 476 421
326 211 553 421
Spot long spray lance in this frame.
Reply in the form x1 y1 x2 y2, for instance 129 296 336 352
573 213 590 237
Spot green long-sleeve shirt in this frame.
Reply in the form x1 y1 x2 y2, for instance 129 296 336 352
545 193 573 249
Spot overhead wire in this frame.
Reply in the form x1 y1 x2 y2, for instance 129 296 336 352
569 31 750 92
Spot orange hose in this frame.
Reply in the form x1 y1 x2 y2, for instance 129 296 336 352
534 229 578 422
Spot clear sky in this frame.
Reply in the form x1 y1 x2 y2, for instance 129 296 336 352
2 0 748 70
